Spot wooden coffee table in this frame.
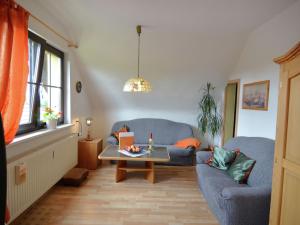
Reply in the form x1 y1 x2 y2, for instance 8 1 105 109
98 145 170 183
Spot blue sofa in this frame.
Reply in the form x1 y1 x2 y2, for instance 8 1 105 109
196 137 274 225
107 118 196 166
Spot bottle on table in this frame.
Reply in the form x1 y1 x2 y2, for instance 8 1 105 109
148 132 153 150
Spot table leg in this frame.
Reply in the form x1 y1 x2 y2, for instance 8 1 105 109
145 161 155 183
116 160 127 182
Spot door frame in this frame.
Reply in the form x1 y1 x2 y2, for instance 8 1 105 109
222 79 240 146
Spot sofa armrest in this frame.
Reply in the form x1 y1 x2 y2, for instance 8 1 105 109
221 186 271 201
196 151 212 164
186 146 196 154
107 136 118 145
219 186 271 225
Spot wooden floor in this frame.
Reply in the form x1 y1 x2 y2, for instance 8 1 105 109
13 162 218 225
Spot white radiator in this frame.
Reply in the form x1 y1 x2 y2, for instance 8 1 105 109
6 135 78 223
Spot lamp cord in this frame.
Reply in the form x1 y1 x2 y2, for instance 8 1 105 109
137 31 140 78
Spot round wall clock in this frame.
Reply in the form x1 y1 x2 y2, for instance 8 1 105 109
76 81 82 93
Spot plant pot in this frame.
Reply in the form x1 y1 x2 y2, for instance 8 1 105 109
47 119 58 130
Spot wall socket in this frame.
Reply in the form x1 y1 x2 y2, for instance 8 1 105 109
15 163 27 185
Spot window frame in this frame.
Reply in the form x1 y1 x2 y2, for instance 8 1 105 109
42 43 65 125
18 31 65 135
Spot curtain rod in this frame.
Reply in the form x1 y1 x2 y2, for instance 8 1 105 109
8 0 78 48
29 13 78 48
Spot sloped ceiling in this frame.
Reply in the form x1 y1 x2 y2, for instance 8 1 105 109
32 0 296 129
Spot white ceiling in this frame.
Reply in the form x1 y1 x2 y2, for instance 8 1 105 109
33 0 296 113
36 0 296 40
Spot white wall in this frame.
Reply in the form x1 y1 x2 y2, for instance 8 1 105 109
73 23 240 145
10 0 300 148
18 0 297 147
230 0 300 140
18 0 93 125
29 0 296 145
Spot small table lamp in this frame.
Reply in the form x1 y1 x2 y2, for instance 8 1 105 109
86 117 93 141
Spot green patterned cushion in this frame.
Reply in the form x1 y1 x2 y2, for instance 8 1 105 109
227 152 256 184
207 147 237 170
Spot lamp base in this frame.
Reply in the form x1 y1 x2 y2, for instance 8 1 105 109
85 133 93 141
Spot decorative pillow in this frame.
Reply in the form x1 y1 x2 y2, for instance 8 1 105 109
111 125 130 144
174 137 201 149
206 147 237 170
227 152 256 184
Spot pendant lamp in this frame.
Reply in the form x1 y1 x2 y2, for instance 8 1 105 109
123 25 152 92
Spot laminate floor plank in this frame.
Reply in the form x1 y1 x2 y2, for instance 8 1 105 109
12 162 218 225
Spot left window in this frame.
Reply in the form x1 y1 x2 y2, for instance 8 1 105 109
18 31 64 134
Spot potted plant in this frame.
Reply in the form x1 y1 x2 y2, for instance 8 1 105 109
197 83 222 149
43 107 62 130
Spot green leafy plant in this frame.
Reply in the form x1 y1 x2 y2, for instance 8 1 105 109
197 83 222 146
43 107 62 122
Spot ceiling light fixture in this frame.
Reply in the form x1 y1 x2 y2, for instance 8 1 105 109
123 25 152 92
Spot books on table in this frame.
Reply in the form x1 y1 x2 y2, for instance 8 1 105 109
118 132 149 157
119 132 134 149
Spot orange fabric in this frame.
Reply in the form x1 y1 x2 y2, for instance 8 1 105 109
5 205 10 223
0 1 29 223
175 138 201 149
0 0 29 144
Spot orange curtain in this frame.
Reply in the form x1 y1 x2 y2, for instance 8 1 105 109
0 0 29 144
5 205 10 223
0 1 29 223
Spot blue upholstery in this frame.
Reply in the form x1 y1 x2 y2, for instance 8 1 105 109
111 118 194 145
107 136 117 145
196 151 212 164
108 118 196 166
223 137 274 187
196 136 275 225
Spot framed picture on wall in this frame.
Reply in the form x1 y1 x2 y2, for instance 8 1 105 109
242 80 270 111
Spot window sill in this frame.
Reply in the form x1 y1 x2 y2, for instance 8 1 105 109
8 124 74 148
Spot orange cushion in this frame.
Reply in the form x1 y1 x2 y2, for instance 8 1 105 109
175 138 201 149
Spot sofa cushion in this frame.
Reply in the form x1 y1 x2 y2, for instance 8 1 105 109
174 137 201 149
196 151 212 164
208 147 237 171
111 118 194 145
227 152 256 184
196 164 229 183
224 137 274 187
167 145 194 157
129 144 194 166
